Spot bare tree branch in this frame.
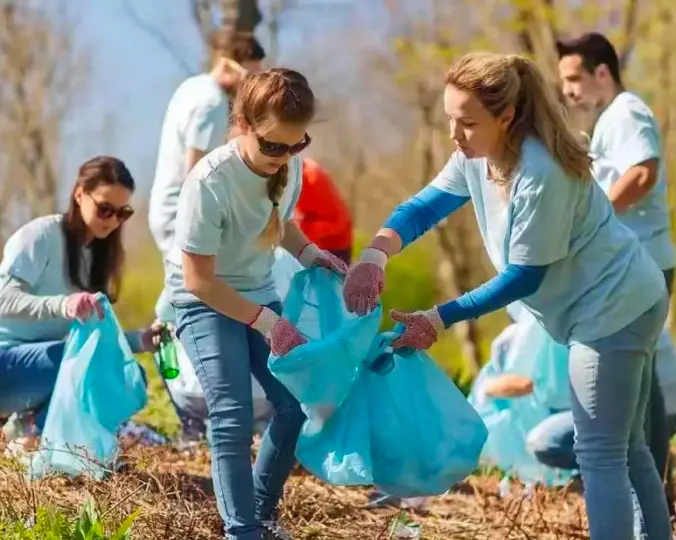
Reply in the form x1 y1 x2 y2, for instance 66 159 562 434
618 0 639 70
121 0 194 76
0 0 87 234
191 0 216 46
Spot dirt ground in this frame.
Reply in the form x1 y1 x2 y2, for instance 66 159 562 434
0 444 592 539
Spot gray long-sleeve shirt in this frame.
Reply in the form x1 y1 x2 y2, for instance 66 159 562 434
0 275 144 352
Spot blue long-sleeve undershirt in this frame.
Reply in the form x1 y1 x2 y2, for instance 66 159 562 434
438 264 548 327
382 185 470 248
381 184 548 326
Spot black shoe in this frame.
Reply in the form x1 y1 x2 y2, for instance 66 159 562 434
262 520 293 540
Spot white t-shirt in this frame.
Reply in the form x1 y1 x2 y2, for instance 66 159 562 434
430 137 665 344
590 91 675 270
149 74 229 256
166 139 303 306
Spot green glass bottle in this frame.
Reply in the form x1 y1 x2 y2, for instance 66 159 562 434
158 324 179 380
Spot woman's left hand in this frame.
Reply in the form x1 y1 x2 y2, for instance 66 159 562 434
390 307 446 350
141 320 169 353
298 243 348 275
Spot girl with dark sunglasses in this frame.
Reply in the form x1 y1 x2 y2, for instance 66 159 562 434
0 156 163 451
166 68 346 540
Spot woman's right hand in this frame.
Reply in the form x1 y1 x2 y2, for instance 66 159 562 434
62 292 104 322
343 247 388 316
249 306 307 356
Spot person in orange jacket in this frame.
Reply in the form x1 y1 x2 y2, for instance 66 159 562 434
293 158 354 265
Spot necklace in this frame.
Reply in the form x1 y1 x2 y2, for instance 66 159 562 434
487 160 515 186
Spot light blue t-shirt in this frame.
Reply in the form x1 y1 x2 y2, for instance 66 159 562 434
431 137 665 344
590 91 675 270
166 139 304 306
149 74 230 256
0 215 84 347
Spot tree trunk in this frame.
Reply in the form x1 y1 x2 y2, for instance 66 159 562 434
236 0 262 34
419 90 482 376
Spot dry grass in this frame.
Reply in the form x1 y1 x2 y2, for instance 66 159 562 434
0 441 591 540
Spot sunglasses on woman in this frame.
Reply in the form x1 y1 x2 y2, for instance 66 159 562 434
88 193 134 222
256 133 312 158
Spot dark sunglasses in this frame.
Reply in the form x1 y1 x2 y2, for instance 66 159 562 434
256 133 311 158
87 193 134 222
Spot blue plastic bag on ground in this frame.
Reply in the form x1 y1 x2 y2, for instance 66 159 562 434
468 311 572 486
505 312 570 412
29 295 147 479
269 267 488 497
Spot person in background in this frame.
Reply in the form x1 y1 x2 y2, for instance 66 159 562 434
557 32 676 515
149 32 266 441
149 31 266 321
167 68 347 540
0 157 162 450
526 332 676 473
344 51 671 540
293 158 354 265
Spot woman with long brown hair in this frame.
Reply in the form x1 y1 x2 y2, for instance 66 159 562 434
0 156 162 446
344 52 671 540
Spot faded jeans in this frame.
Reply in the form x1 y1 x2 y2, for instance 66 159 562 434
175 301 305 540
0 341 65 429
0 336 147 432
569 295 671 540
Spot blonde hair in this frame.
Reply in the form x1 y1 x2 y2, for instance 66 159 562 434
445 52 592 182
232 68 315 248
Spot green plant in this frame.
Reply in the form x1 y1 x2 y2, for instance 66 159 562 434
0 498 141 540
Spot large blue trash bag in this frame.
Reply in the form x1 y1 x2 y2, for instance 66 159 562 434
271 267 382 435
269 267 488 497
468 309 572 486
29 295 147 479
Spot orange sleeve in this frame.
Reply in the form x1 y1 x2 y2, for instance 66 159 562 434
293 160 353 250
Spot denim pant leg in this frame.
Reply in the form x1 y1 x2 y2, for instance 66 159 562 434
176 302 260 540
0 341 65 430
526 411 577 470
247 305 306 520
569 297 671 540
644 269 673 490
645 360 670 482
175 301 304 540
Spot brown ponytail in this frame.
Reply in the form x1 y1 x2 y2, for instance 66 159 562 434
258 164 289 248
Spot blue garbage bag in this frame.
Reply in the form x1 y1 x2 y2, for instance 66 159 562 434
269 267 488 497
272 247 304 300
271 267 381 434
29 295 147 479
468 311 572 486
506 313 570 412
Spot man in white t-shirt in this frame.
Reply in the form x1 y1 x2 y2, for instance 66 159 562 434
557 32 676 515
149 32 266 441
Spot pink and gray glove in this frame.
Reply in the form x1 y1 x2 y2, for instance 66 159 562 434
250 306 307 356
343 248 388 315
297 243 348 275
62 292 104 322
390 307 445 350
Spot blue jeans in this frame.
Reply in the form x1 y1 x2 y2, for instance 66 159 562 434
569 296 671 540
174 301 305 540
0 341 65 429
0 339 147 432
526 410 577 470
